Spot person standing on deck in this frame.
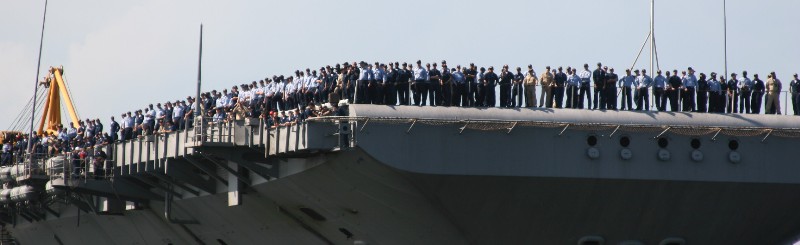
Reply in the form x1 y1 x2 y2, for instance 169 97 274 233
751 74 765 114
682 67 698 112
539 66 554 108
765 72 782 114
578 64 592 109
738 71 753 114
524 65 538 108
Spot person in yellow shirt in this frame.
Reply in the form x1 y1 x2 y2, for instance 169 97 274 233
539 66 554 108
523 65 538 107
765 72 782 114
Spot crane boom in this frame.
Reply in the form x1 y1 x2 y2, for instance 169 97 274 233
37 66 80 135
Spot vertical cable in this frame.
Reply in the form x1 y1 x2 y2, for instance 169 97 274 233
27 0 48 156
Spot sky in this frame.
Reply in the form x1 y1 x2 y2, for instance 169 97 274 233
1 0 799 130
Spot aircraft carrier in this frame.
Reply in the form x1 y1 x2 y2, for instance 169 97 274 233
2 104 800 245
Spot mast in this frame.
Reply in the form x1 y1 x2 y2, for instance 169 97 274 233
195 24 203 118
27 0 48 157
650 0 654 75
723 0 728 82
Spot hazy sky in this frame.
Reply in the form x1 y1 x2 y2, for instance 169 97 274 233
2 0 798 129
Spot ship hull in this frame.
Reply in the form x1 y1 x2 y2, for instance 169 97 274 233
9 148 800 244
7 105 800 244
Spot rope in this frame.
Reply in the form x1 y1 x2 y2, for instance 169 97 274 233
629 32 652 72
8 93 36 131
61 74 80 119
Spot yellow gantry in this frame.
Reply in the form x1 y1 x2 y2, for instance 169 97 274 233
37 66 80 135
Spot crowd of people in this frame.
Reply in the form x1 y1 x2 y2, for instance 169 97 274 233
315 60 798 115
3 60 799 170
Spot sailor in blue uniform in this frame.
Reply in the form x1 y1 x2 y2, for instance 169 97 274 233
682 67 698 111
696 73 709 113
635 69 653 110
412 60 429 106
484 67 498 107
618 69 635 110
726 73 740 113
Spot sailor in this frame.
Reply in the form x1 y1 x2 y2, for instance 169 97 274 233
498 65 513 108
263 79 274 113
512 67 524 108
306 70 320 105
341 66 352 103
109 116 119 142
477 67 487 107
366 63 379 104
93 119 103 139
508 66 525 107
317 69 328 105
398 63 411 105
484 66 499 107
539 66 554 108
524 65 538 108
618 69 635 110
293 71 304 107
752 74 765 114
143 106 155 135
276 76 287 111
636 69 653 110
412 61 429 106
724 73 739 113
578 64 592 109
85 119 96 139
122 112 134 140
354 62 370 104
253 81 265 108
738 71 753 114
384 63 397 105
284 76 296 110
0 142 10 166
765 72 782 114
604 67 618 110
790 73 800 115
666 70 683 112
653 70 667 111
696 73 709 113
466 64 479 107
441 61 452 105
707 73 723 113
566 68 581 109
553 67 567 108
592 63 606 109
134 110 146 136
452 67 466 106
682 67 698 111
440 63 452 106
427 63 441 106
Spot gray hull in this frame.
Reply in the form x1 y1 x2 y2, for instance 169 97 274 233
5 105 800 244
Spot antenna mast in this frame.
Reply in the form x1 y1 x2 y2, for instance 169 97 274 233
650 0 654 75
27 0 48 156
723 0 728 81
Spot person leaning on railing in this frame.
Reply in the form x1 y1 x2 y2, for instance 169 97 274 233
91 148 107 179
213 108 227 123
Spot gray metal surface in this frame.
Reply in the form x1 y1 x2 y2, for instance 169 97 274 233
349 104 800 129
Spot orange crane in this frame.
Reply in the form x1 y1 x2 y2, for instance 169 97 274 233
37 66 80 135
